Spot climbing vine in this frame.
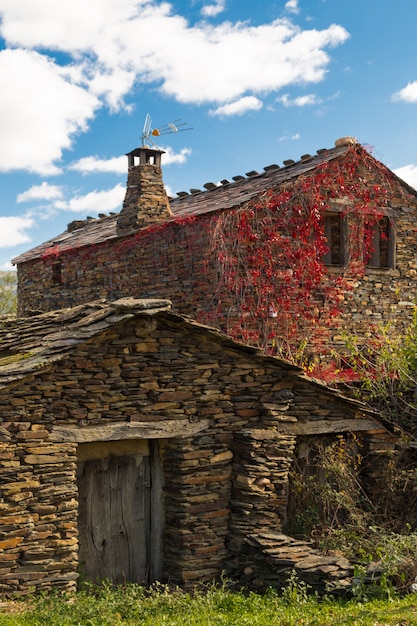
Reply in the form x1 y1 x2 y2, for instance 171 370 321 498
196 145 407 369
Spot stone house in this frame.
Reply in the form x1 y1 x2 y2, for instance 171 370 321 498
13 138 417 363
0 298 395 595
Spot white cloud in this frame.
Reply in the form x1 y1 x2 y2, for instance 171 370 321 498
394 164 417 190
0 0 139 50
162 146 192 165
17 182 64 203
68 156 127 175
152 21 349 105
0 3 349 107
279 133 300 141
0 49 100 175
210 96 263 117
0 216 34 248
0 2 349 174
201 1 225 17
87 68 136 112
54 183 125 213
285 0 300 14
278 93 320 107
392 81 417 103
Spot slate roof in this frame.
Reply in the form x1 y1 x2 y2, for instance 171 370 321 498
12 141 352 265
13 138 417 266
0 297 294 391
0 297 379 423
0 299 170 388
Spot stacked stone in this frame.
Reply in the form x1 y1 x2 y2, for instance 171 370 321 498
117 163 172 234
161 435 233 584
360 429 397 499
238 532 353 595
230 430 296 535
0 434 78 595
226 389 298 582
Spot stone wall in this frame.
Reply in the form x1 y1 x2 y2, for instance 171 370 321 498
0 311 393 595
0 438 78 595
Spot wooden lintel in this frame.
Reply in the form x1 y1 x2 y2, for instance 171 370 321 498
249 418 382 439
50 419 210 443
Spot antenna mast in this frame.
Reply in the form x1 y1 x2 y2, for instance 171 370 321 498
141 114 192 148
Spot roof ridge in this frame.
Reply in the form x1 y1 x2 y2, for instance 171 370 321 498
170 143 339 202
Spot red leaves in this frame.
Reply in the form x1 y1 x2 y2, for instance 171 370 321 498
197 144 406 365
41 244 61 260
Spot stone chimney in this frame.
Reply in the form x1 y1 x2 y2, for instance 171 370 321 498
116 146 172 235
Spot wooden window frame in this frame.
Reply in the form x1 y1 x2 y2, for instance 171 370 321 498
366 216 396 269
52 262 62 285
323 213 348 266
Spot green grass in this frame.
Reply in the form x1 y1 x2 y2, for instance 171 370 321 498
1 582 417 626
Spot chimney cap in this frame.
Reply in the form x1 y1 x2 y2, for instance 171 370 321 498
126 145 165 168
126 146 165 158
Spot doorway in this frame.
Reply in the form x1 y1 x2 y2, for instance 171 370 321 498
77 439 163 584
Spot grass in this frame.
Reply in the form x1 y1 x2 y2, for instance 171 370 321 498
0 581 417 626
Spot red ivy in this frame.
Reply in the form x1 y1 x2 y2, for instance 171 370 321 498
196 145 406 368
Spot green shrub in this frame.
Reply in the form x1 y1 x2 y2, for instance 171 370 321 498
0 272 16 317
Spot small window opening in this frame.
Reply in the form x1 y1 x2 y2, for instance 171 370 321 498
52 262 62 285
367 217 395 269
323 214 347 266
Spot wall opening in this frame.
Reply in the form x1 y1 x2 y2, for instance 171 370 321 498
77 439 163 585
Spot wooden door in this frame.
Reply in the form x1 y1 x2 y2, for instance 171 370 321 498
77 441 161 584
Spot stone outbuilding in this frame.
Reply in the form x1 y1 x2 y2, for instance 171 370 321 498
0 298 395 595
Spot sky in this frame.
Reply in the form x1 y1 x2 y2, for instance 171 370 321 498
1 0 417 270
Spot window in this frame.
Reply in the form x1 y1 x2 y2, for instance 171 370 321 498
323 213 348 266
366 216 395 269
52 262 62 285
324 213 395 269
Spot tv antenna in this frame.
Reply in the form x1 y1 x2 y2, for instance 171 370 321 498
141 113 192 148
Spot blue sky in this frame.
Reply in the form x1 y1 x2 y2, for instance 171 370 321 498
1 0 417 270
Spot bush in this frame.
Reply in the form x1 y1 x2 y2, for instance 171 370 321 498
334 311 417 434
0 272 17 316
286 435 417 595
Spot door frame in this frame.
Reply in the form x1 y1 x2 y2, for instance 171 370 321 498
76 439 164 584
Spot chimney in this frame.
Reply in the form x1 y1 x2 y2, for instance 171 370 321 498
116 146 173 235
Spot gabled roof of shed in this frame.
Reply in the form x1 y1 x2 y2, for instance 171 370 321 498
0 298 171 388
12 138 417 265
0 297 378 423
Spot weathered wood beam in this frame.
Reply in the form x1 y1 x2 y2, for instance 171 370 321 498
50 419 210 442
249 418 382 439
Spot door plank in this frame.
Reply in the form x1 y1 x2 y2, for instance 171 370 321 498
121 455 150 583
109 456 130 583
